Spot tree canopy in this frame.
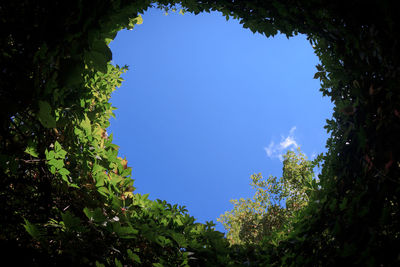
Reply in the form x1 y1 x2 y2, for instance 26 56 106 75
1 0 399 266
219 148 320 246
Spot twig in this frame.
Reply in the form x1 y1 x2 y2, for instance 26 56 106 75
17 158 45 163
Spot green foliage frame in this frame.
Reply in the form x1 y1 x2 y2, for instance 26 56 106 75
1 0 399 266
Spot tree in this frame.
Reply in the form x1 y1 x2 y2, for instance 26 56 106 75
218 148 321 246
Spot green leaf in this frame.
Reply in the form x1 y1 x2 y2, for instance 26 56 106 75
85 41 111 73
105 38 113 45
97 186 110 197
45 150 55 160
110 174 123 187
114 258 122 267
127 15 143 30
69 183 80 189
54 141 67 159
156 235 172 247
87 51 108 73
60 174 70 184
113 223 138 238
48 159 64 170
120 168 132 177
170 232 187 247
23 218 43 240
135 15 143 25
57 149 67 159
61 211 81 230
38 101 56 128
80 115 92 136
127 249 141 263
54 140 61 151
83 207 106 223
95 261 105 267
50 166 56 174
25 143 39 158
95 172 105 187
59 168 70 176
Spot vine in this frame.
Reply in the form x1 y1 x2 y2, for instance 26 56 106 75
0 0 399 266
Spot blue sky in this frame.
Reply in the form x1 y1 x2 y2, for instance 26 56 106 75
108 7 333 232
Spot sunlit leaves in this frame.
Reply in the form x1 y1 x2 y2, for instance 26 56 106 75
1 1 233 266
25 142 39 158
44 141 79 188
127 15 143 30
219 148 320 246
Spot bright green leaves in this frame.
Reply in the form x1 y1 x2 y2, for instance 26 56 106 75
80 114 92 138
109 172 124 188
45 142 64 174
97 186 111 198
0 2 236 266
127 15 143 30
92 164 106 188
25 141 39 158
54 141 67 158
38 100 56 128
45 141 77 187
219 148 320 246
74 114 96 143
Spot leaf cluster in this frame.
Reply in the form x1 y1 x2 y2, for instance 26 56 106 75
218 149 320 247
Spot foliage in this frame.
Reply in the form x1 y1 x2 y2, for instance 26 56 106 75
218 149 320 246
0 1 230 266
1 0 399 266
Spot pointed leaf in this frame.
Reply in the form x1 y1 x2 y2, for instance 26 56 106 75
23 218 43 240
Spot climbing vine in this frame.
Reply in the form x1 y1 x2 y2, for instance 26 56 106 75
1 0 399 266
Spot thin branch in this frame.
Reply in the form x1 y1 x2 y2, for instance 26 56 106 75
17 158 45 163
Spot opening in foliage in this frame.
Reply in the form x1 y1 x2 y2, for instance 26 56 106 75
108 7 332 233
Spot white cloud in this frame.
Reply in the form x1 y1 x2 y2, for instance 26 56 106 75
264 126 299 161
